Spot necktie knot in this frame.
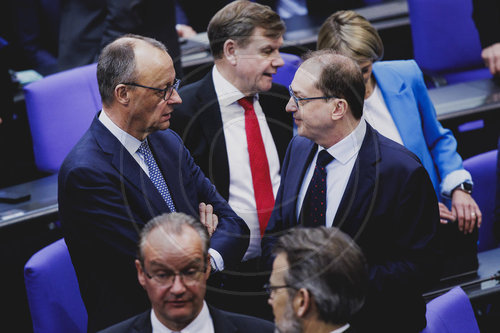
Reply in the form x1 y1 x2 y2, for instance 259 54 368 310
317 150 334 168
138 140 150 155
237 97 254 111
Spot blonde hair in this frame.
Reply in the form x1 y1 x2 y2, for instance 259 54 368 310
317 10 383 64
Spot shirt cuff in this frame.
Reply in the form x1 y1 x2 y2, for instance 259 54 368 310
208 248 224 272
441 169 473 199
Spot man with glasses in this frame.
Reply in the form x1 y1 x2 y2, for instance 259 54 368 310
59 34 249 332
170 1 293 317
262 50 439 332
99 213 273 333
267 227 367 333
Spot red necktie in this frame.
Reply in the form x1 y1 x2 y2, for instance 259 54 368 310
238 97 275 237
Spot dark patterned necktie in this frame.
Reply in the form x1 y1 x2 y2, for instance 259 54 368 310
299 150 334 227
138 141 176 212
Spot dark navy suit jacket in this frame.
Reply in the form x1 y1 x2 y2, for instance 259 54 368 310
262 123 439 333
58 114 249 332
98 305 274 333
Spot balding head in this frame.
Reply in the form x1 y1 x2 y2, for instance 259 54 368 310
302 50 365 119
97 34 168 107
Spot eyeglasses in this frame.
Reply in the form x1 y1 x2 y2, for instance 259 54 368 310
142 263 206 287
122 78 181 101
288 85 338 108
264 283 297 296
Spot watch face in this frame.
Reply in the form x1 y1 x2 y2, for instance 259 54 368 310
462 182 473 192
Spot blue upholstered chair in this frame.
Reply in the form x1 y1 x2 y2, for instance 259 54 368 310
463 150 499 252
24 238 87 333
274 52 302 87
23 63 101 173
407 0 492 87
421 287 480 333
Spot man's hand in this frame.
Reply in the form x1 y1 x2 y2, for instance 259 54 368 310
438 202 455 224
176 24 197 39
481 43 500 76
450 190 482 234
199 202 218 237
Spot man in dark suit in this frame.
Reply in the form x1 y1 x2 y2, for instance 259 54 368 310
58 0 188 75
98 213 273 333
262 50 439 333
268 227 367 333
58 34 249 332
171 1 292 317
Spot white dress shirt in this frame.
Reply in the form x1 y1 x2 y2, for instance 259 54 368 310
151 301 214 333
363 82 404 146
297 120 366 227
331 323 350 333
212 66 281 260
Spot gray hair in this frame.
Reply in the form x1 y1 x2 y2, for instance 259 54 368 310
97 34 168 107
273 227 368 325
137 212 210 263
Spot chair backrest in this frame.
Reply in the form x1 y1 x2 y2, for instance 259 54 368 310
463 150 499 252
23 63 101 173
273 52 302 88
421 286 480 333
407 0 491 85
24 238 87 333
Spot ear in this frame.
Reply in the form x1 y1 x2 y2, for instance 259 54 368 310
114 84 130 105
331 99 347 121
205 254 212 279
135 259 147 288
294 288 312 318
223 39 238 66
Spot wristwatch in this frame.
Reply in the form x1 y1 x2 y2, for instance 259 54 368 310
453 181 473 194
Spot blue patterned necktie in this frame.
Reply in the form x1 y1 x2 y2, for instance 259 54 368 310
138 140 176 212
299 150 334 227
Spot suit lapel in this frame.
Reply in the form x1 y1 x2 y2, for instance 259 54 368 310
91 115 169 214
372 64 422 155
148 132 193 214
196 72 231 199
333 123 380 238
287 138 317 225
131 310 153 333
209 305 238 333
259 84 293 166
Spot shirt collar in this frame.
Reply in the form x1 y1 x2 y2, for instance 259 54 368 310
98 109 143 155
212 65 259 107
150 301 213 333
331 323 350 333
322 119 366 165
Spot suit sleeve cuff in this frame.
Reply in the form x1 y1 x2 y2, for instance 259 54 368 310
441 169 473 199
209 248 224 272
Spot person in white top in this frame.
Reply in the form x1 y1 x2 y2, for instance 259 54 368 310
267 227 367 333
98 212 274 333
317 10 481 235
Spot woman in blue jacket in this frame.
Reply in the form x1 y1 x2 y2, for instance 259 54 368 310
317 10 481 234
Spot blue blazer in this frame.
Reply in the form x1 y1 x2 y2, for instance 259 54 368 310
58 114 249 331
372 60 465 198
262 123 439 332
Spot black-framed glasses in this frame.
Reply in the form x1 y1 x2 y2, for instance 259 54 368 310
122 78 181 101
142 263 206 287
264 283 298 296
288 85 338 108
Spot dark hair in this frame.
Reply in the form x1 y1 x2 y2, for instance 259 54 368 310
273 227 368 325
207 0 285 59
137 212 210 263
97 34 167 106
302 49 365 119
